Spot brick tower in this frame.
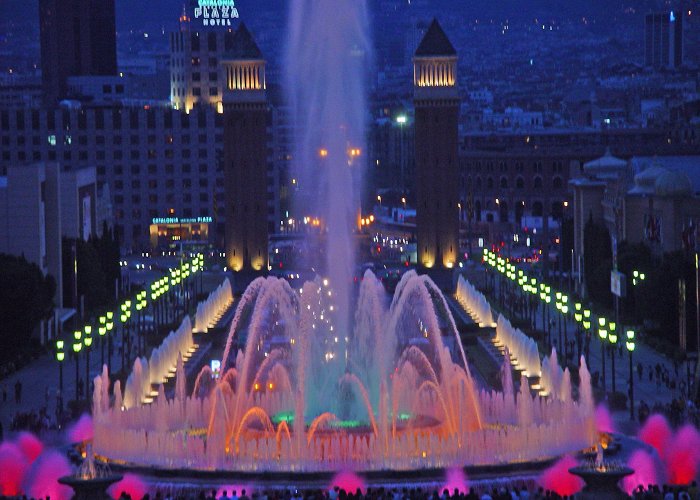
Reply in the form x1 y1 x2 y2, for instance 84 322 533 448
222 24 269 274
414 19 460 269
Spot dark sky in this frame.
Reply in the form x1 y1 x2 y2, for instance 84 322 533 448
4 0 669 33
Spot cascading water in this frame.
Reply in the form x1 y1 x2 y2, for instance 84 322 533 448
93 271 596 472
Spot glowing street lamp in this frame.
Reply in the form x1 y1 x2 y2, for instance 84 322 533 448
626 328 636 419
598 317 608 391
56 339 65 405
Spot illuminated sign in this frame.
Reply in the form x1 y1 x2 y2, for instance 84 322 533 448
152 216 213 225
194 0 239 27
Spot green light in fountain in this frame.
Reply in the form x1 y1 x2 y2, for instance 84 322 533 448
271 411 295 425
329 420 364 429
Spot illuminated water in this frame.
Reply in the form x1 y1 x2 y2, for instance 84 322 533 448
93 272 596 472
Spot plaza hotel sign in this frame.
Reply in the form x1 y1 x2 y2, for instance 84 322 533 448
194 0 239 27
152 216 213 225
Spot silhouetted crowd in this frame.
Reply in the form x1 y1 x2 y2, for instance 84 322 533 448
6 481 698 500
637 398 700 428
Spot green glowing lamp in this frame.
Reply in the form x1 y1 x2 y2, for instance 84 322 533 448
73 330 81 340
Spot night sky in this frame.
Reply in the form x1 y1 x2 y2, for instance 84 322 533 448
3 0 670 33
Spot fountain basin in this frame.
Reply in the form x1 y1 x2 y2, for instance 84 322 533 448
58 474 123 500
568 465 634 500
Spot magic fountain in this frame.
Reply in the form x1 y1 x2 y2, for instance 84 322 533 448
92 270 596 473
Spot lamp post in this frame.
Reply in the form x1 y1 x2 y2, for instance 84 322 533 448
529 277 538 329
626 329 636 420
98 315 106 367
136 294 143 358
574 303 583 359
561 295 569 361
56 340 65 414
120 304 128 373
72 330 82 401
609 321 618 393
582 309 592 360
396 114 407 193
598 317 608 392
555 292 563 353
106 311 114 369
84 324 93 406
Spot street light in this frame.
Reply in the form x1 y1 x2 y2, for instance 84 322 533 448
396 114 407 191
555 293 563 353
609 321 618 393
626 329 636 420
583 309 591 359
73 330 82 401
106 311 114 369
598 317 607 391
84 324 93 406
56 340 65 413
98 315 107 367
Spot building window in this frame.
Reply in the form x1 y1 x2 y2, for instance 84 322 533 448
500 177 508 189
210 87 218 96
487 177 494 189
534 176 542 189
516 176 524 189
193 87 201 96
553 176 563 189
209 72 218 81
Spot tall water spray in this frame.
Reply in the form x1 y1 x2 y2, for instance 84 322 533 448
285 0 372 345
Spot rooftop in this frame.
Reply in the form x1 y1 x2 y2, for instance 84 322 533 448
415 19 456 58
224 23 263 60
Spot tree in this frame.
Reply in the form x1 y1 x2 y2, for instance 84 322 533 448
0 254 56 362
583 214 612 306
62 237 109 313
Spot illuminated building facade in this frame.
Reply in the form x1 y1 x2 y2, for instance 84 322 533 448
170 12 237 113
222 24 269 273
413 19 459 269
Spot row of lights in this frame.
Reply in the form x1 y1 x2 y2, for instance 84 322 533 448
56 254 204 363
483 248 635 352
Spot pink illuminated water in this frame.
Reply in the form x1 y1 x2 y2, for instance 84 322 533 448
622 449 660 495
639 414 673 460
68 413 94 443
16 432 43 463
0 441 29 495
538 455 583 497
594 404 615 434
108 472 149 500
666 424 700 485
21 449 72 500
442 467 469 494
329 470 366 494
